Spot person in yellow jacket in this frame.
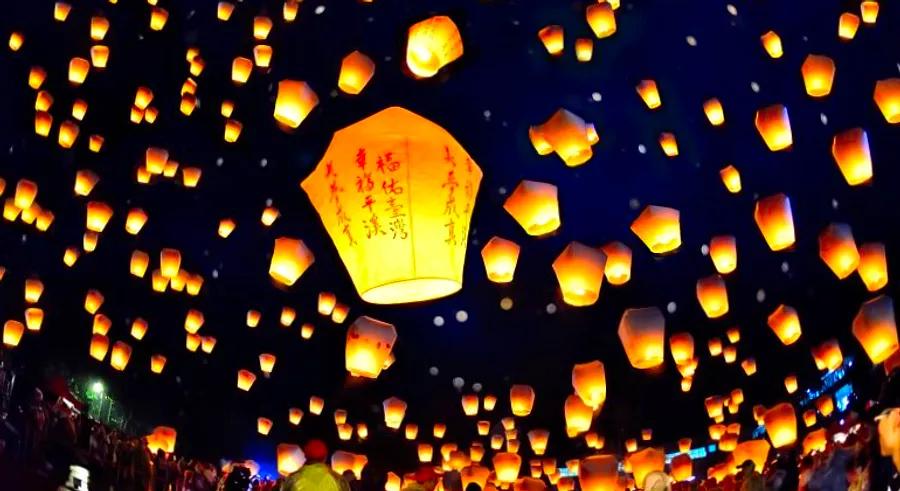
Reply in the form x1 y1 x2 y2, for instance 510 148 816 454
280 440 350 491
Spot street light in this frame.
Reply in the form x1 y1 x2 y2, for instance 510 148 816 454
91 381 105 395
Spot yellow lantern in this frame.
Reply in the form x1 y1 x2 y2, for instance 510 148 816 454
217 2 234 21
253 45 273 68
89 333 109 360
58 120 80 149
853 295 898 364
84 289 104 314
150 355 166 374
755 104 792 151
669 332 694 366
578 454 617 491
269 237 315 287
309 396 325 415
130 250 150 278
254 417 273 436
764 403 797 448
184 309 204 334
90 46 109 68
703 98 725 126
818 223 859 279
723 345 737 363
504 180 560 236
149 7 168 30
3 320 25 347
276 444 304 476
658 132 679 157
301 323 314 339
802 428 827 456
509 384 535 416
670 453 692 482
274 80 319 129
302 107 482 304
345 316 397 378
158 248 180 279
433 423 447 439
406 16 463 78
575 38 593 62
224 119 242 143
767 304 802 345
696 274 729 319
812 339 843 371
288 408 303 425
24 278 44 303
317 292 337 316
476 420 490 436
858 243 888 292
564 395 593 437
801 55 836 97
121 209 148 235
63 247 79 267
636 80 661 109
110 341 132 371
760 31 783 58
332 304 349 324
586 3 616 38
701 238 736 279
461 394 479 416
71 99 88 121
481 236 520 283
631 205 681 254
383 397 407 429
784 375 798 394
553 241 606 307
130 318 148 341
754 193 795 251
85 201 113 233
493 453 521 483
236 370 256 391
838 13 860 40
483 394 497 411
69 57 90 85
618 307 665 369
283 0 299 21
339 51 375 95
279 307 296 327
572 360 606 410
74 170 99 197
8 32 24 51
803 409 817 428
258 353 277 375
741 358 758 376
146 427 177 455
874 78 900 123
232 57 253 84
628 447 664 489
733 440 770 473
598 241 632 285
530 109 596 167
537 25 564 56
24 308 43 331
861 1 880 23
831 128 872 186
34 112 52 137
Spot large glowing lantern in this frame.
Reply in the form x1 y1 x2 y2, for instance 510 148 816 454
696 274 729 319
578 454 617 491
383 397 407 429
767 304 802 345
755 105 792 151
709 235 737 274
818 223 859 279
345 316 397 378
504 180 560 236
629 448 664 489
268 237 314 286
147 427 177 454
764 403 797 448
3 320 25 347
339 51 375 95
553 242 606 307
631 205 681 254
874 79 900 123
618 307 665 369
537 25 564 56
754 193 795 251
274 80 319 129
405 16 463 78
276 444 305 476
564 395 593 436
733 440 770 472
803 428 827 455
530 109 596 167
302 107 482 304
481 236 520 283
572 360 606 410
853 295 897 364
831 128 872 186
586 3 616 38
671 453 692 482
510 384 536 416
493 452 521 483
801 55 835 97
858 243 888 292
839 13 860 40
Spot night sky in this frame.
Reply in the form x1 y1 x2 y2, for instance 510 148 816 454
1 0 898 481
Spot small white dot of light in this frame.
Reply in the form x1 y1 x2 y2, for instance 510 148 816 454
216 157 224 166
756 289 766 303
384 56 392 62
546 303 557 314
591 92 602 102
265 198 273 206
637 144 647 154
500 297 513 310
629 198 640 210
260 159 268 168
701 244 709 256
831 199 839 210
820 113 828 125
472 383 482 392
433 316 445 327
452 377 465 389
483 110 492 120
781 262 790 273
726 4 738 16
667 302 677 314
498 187 507 195
686 36 697 46
367 17 374 23
314 5 325 14
21 235 27 243
330 90 338 98
429 367 439 376
750 82 760 93
212 269 219 279
456 310 468 323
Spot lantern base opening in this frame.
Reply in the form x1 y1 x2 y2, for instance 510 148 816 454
361 278 461 304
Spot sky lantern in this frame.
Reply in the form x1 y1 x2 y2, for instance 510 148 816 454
160 248 181 279
575 38 593 62
217 1 234 21
69 57 90 85
303 107 482 304
24 278 43 303
123 209 149 235
709 235 737 274
861 1 880 23
110 341 132 371
631 205 681 254
510 384 536 416
288 408 303 425
217 218 236 238
72 100 88 121
658 133 678 157
150 7 168 30
86 201 112 232
24 308 43 331
484 394 498 412
9 32 24 51
268 237 314 287
29 66 48 90
345 316 397 379
755 104 792 151
433 423 447 439
89 334 109 361
703 98 725 126
764 403 797 448
817 396 834 417
801 55 836 97
527 429 549 455
35 112 52 137
706 397 725 420
818 223 859 279
74 170 98 196
853 295 898 364
84 289 104 314
696 274 729 319
15 179 38 209
578 454 617 491
629 448 664 489
150 355 166 374
767 304 802 345
232 57 253 84
831 128 872 186
564 394 593 437
131 250 150 278
147 427 177 455
723 345 737 363
733 440 770 472
131 318 148 340
572 360 606 410
308 396 325 415
754 193 795 251
58 120 79 148
803 429 827 456
670 453 692 482
802 409 817 427
760 31 783 58
812 339 843 371
530 109 596 167
63 248 79 267
383 397 407 429
586 3 616 38
504 180 560 236
273 80 319 129
90 46 109 68
677 438 692 454
599 241 632 285
185 333 201 352
406 16 463 78
318 292 337 316
874 79 900 123
636 80 661 109
404 423 418 440
3 320 25 348
332 304 349 324
838 13 860 40
258 353 277 376
493 453 521 483
89 16 109 40
224 119 242 143
537 25 564 55
858 243 888 291
741 358 758 376
253 45 273 68
184 309 204 334
618 307 665 369
252 15 273 40
280 307 296 327
339 51 375 95
257 417 273 436
236 370 256 391
553 242 606 307
669 332 694 366
481 236 520 283
92 314 112 335
276 444 305 476
462 394 479 416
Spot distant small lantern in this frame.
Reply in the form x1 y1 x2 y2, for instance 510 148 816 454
754 193 795 251
631 205 681 254
3 320 25 348
709 235 737 274
768 304 802 345
339 51 375 95
618 307 665 369
481 236 520 283
874 79 900 123
831 128 872 186
572 360 606 410
510 384 536 417
755 104 792 151
537 25 564 56
530 109 596 167
764 403 797 448
553 242 606 307
504 180 560 236
858 243 888 292
110 341 132 371
696 274 729 319
636 80 661 109
269 237 315 286
383 397 407 429
812 339 843 372
801 55 836 97
669 332 695 366
150 355 166 374
861 1 880 23
406 16 463 78
818 223 860 279
575 38 593 62
586 3 616 38
601 241 632 285
309 396 325 415
236 370 256 391
838 13 860 40
274 80 319 129
345 316 397 379
564 395 593 437
703 98 725 126
760 31 783 58
658 133 679 157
